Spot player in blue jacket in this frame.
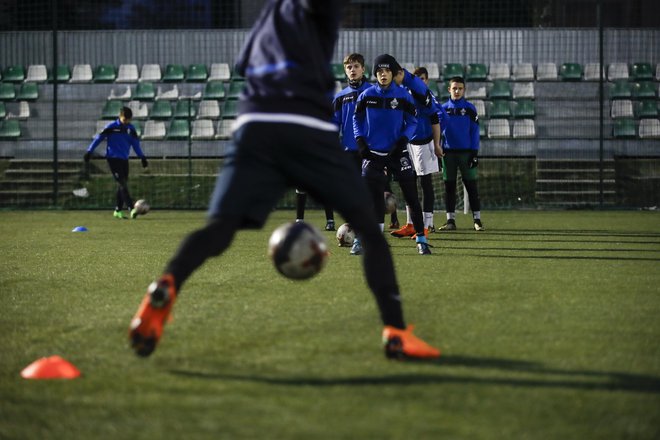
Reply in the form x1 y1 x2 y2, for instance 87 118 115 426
128 1 440 360
353 54 431 255
84 106 148 219
437 76 484 231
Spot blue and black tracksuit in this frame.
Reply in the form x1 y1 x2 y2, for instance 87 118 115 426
333 78 373 170
401 70 439 145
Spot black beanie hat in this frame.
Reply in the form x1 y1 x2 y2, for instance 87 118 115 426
373 54 401 75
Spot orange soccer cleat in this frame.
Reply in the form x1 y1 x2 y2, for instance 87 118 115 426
382 325 441 359
129 274 178 357
390 223 415 238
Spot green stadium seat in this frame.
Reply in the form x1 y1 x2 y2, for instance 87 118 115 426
612 118 636 138
512 99 535 118
101 100 123 119
632 82 656 99
2 65 25 82
442 63 464 79
364 65 372 81
630 62 653 81
488 81 512 99
479 123 486 138
94 64 117 82
174 100 197 118
465 63 487 81
222 99 239 118
488 100 511 118
331 63 345 81
134 82 156 101
16 83 39 101
130 120 143 137
609 80 633 99
437 81 450 101
0 102 5 118
0 120 21 139
636 101 659 119
427 81 439 96
203 81 226 100
50 65 71 82
163 64 185 82
227 80 245 99
187 64 208 82
231 66 244 81
150 100 173 119
167 119 190 139
0 83 16 101
559 63 583 81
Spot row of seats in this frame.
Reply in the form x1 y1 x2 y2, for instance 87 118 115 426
0 83 39 101
105 80 237 101
613 118 660 138
610 100 660 119
97 118 233 141
101 99 237 120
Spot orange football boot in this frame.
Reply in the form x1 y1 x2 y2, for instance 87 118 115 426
382 325 441 359
129 274 177 357
390 223 415 238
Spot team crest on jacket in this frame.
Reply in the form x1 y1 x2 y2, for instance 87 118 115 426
399 156 412 172
460 108 467 115
390 98 399 109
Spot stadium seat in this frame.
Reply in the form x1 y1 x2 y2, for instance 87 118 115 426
420 62 439 80
610 100 634 119
442 63 464 79
612 118 636 138
0 83 16 101
536 63 557 81
511 63 534 81
150 100 173 119
472 100 486 118
167 119 190 139
70 64 93 83
163 64 185 82
227 80 245 99
479 123 486 138
512 119 536 138
638 119 660 139
656 63 660 81
140 64 161 82
465 63 487 81
209 63 231 81
0 120 21 139
427 81 439 96
174 100 197 118
583 63 602 81
512 82 534 99
488 81 512 99
142 120 166 140
95 120 108 134
52 65 71 82
437 81 450 101
191 119 215 140
466 85 487 100
26 65 48 83
401 62 415 73
108 85 132 100
203 81 226 100
222 99 239 118
94 64 117 82
16 83 39 101
512 99 535 118
197 100 220 119
127 100 148 119
636 100 659 118
488 100 511 118
331 63 346 81
231 66 245 81
607 63 629 81
632 82 656 99
5 101 30 120
131 120 143 137
559 63 583 81
609 80 633 99
488 63 510 80
630 62 653 81
487 119 510 138
0 102 5 118
102 100 123 119
215 119 234 140
187 64 208 82
2 65 25 82
134 82 156 101
116 64 139 83
156 84 179 100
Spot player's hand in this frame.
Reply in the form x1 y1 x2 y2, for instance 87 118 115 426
389 137 408 158
434 145 444 158
356 137 373 160
83 152 91 163
141 157 149 168
468 154 478 169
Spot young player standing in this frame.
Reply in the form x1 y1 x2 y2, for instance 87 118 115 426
438 76 484 231
84 106 148 219
128 1 440 360
353 54 431 255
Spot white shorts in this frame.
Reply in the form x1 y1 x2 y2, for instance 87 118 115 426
408 140 439 176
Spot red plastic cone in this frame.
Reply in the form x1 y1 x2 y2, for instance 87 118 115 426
21 356 81 379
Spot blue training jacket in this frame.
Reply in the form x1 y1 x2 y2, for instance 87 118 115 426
439 97 480 152
86 119 145 160
401 69 439 144
353 83 417 153
332 79 373 151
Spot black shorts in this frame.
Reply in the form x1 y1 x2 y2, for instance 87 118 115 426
107 157 129 182
361 149 416 183
207 120 374 228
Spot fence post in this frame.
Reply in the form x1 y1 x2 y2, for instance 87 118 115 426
51 0 59 207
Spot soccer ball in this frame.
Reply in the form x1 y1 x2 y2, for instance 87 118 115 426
336 223 355 247
268 222 328 280
134 199 150 215
384 192 397 214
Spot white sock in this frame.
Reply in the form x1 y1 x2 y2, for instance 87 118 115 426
447 212 456 221
473 211 481 220
423 212 433 228
379 223 384 232
406 205 412 225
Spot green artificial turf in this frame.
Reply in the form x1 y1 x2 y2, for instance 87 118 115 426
1 210 659 439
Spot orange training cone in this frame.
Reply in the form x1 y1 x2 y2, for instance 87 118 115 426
21 356 81 380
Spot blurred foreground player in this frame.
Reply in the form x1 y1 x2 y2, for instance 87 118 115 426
128 0 440 360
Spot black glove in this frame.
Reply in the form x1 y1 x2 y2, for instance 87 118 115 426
468 154 478 169
141 157 149 168
83 152 91 163
356 137 372 160
390 137 408 157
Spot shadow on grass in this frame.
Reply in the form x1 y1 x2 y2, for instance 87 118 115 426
170 354 660 394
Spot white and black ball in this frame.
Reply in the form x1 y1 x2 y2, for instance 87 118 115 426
268 222 328 280
336 223 355 247
384 192 397 214
134 199 150 215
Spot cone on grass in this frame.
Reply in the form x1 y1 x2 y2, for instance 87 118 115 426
21 356 81 380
